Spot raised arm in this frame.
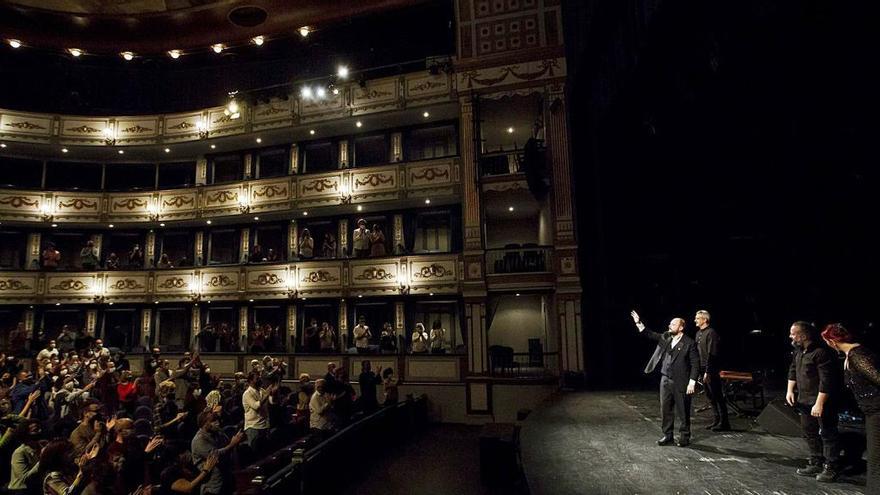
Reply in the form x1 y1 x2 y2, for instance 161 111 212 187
630 310 661 342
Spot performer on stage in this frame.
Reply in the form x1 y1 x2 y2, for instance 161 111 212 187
787 321 841 483
631 310 700 447
694 310 730 431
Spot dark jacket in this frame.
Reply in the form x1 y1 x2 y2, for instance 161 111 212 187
695 326 722 375
788 341 840 406
642 328 700 392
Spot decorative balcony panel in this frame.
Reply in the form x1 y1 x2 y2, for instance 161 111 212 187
104 274 150 296
200 269 241 294
247 178 292 209
351 166 399 199
245 266 289 293
0 191 43 219
0 274 39 296
163 112 203 142
60 118 111 144
296 262 344 295
408 255 459 293
54 193 102 219
349 259 399 289
299 90 347 122
406 158 458 198
46 273 99 296
405 73 453 104
0 112 52 139
351 78 401 116
158 190 198 220
108 193 153 220
298 171 342 206
252 99 294 130
207 106 246 137
154 270 195 295
116 117 160 144
405 356 461 382
202 184 242 213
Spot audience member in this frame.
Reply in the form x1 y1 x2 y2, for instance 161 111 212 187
369 224 386 257
105 252 120 270
251 244 265 263
266 248 279 262
353 316 372 353
322 233 337 258
129 244 144 268
352 219 370 258
430 320 446 354
411 323 429 354
304 318 320 353
380 322 397 354
299 229 314 259
319 322 336 353
42 243 61 270
80 240 99 270
242 371 275 455
158 253 173 269
383 368 399 406
191 412 245 495
309 379 334 433
357 361 382 412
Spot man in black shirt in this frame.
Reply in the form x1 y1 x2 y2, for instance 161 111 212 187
786 320 841 483
694 310 730 431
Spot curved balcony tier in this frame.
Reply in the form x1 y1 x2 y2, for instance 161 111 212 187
0 253 461 305
0 157 460 224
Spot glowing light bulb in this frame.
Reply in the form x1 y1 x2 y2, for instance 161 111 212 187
212 44 224 54
168 49 182 59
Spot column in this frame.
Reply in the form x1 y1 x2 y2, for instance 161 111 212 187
289 144 300 175
141 309 152 349
92 234 103 263
338 140 349 168
26 233 40 270
394 301 405 337
393 214 404 255
196 156 208 186
338 219 349 258
144 230 156 269
338 299 348 350
390 132 403 162
86 309 98 338
239 306 248 352
556 295 583 373
287 304 297 351
194 231 204 266
546 85 576 244
191 305 201 352
459 95 487 297
464 299 487 374
240 228 250 263
288 220 298 260
243 153 253 180
24 308 35 338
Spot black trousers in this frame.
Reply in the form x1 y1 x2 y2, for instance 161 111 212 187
867 413 880 495
660 375 692 439
799 403 840 466
704 371 729 424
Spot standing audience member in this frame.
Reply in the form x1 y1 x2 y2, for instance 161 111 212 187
319 323 336 353
353 316 371 353
105 252 120 270
383 368 399 406
352 219 370 258
80 240 98 270
380 323 397 354
128 244 144 268
298 229 314 259
430 320 446 354
304 318 319 353
694 310 730 431
266 248 279 262
411 323 429 354
369 224 386 257
357 361 381 412
822 323 880 492
787 320 841 483
309 379 334 434
191 412 245 495
322 233 337 259
42 243 61 270
242 371 274 455
158 253 173 269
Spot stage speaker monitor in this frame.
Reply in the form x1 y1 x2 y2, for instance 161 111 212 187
756 398 802 437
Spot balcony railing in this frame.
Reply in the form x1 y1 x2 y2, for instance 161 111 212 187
486 245 552 274
488 349 559 378
480 150 522 176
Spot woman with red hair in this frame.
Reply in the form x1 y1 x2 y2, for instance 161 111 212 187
822 323 880 493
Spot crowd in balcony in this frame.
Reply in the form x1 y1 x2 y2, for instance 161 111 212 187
0 326 401 494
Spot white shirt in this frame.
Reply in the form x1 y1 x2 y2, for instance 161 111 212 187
242 386 270 430
309 391 332 430
353 325 370 349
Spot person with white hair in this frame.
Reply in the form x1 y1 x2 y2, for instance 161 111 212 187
694 310 729 431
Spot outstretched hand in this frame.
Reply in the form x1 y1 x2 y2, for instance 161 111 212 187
630 310 641 324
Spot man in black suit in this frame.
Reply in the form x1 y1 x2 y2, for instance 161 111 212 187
631 310 700 447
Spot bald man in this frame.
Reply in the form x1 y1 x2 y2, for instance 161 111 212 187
632 310 701 447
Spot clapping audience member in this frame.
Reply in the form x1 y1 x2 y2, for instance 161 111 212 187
80 240 98 270
42 242 61 270
369 224 386 257
105 252 120 270
129 244 144 268
322 233 337 259
411 323 429 354
299 229 314 259
380 322 397 354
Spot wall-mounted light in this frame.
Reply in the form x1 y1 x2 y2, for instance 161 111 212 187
168 49 182 59
238 195 250 214
212 43 224 54
148 198 160 221
40 201 54 222
339 183 352 204
188 278 201 301
120 51 134 61
298 26 312 38
8 39 22 49
68 48 83 57
252 36 265 46
337 65 349 79
196 119 208 139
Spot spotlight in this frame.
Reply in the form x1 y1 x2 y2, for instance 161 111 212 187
164 148 170 153
507 127 514 134
300 86 313 99
55 302 61 306
337 65 349 79
168 49 182 59
0 143 5 148
508 206 514 212
206 220 212 225
425 199 431 204
423 111 430 118
120 51 134 61
252 36 265 46
60 148 68 153
68 48 83 57
118 150 124 154
355 121 362 128
212 43 224 54
309 129 315 135
256 138 262 144
331 87 340 95
298 26 311 38
316 86 326 98
210 144 216 149
8 39 22 49
108 224 114 228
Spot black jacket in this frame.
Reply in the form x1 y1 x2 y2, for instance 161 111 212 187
695 326 722 374
788 341 840 405
642 328 700 392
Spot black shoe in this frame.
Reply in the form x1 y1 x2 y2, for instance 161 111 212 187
816 465 839 483
711 423 731 432
796 463 823 476
705 421 720 430
676 438 690 447
657 436 674 446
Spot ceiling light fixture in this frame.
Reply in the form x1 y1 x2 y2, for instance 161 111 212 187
355 121 362 128
508 206 515 212
423 111 430 118
315 86 326 98
309 129 315 135
206 220 212 225
256 138 262 143
168 49 181 59
0 143 6 148
252 35 265 46
118 150 124 154
337 65 349 79
61 148 68 153
210 144 216 149
298 26 311 38
120 51 134 61
164 148 170 153
507 127 515 134
68 48 83 57
8 39 22 49
212 43 224 54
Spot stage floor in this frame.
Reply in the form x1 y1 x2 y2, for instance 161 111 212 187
521 391 866 495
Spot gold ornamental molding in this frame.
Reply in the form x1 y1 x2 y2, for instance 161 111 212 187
113 198 149 210
411 167 449 182
302 178 338 193
250 273 284 286
66 125 103 134
353 267 396 281
50 279 89 291
354 174 394 188
163 195 195 208
301 270 337 283
0 196 39 208
252 185 287 198
57 198 98 210
107 279 146 290
5 121 46 130
0 279 32 291
120 125 153 134
411 263 449 279
157 277 187 289
205 275 236 287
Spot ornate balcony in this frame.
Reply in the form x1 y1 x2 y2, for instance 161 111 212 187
0 157 460 224
0 253 461 305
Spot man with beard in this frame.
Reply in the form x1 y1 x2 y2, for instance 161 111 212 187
106 418 164 493
191 412 246 495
